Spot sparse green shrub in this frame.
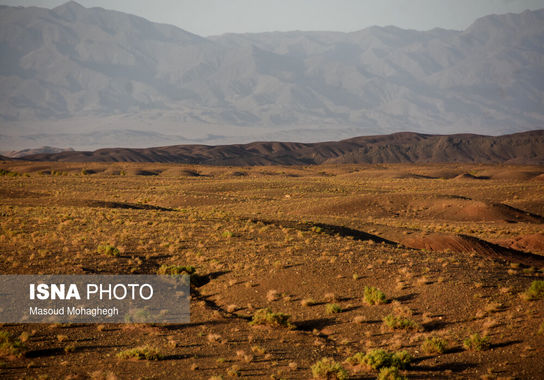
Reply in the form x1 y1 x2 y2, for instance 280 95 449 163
311 226 323 233
463 333 491 351
157 264 196 276
421 336 447 354
524 280 544 300
40 169 66 176
391 350 412 368
0 169 20 177
222 230 233 238
326 303 342 314
378 366 407 380
157 264 203 287
117 345 162 360
363 286 387 305
311 357 348 379
347 349 411 370
383 314 420 331
97 244 120 257
0 330 24 358
249 308 293 328
538 321 544 335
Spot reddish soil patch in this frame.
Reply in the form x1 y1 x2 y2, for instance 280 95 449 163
400 232 544 267
496 233 544 254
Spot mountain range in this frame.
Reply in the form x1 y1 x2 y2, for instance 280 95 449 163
17 130 544 166
1 2 544 150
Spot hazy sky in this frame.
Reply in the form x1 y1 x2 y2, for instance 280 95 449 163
1 0 544 36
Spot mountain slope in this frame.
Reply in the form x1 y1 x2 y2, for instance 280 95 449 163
1 3 544 149
22 130 544 166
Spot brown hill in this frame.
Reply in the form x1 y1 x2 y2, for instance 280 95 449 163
400 232 544 267
22 130 544 166
495 233 544 255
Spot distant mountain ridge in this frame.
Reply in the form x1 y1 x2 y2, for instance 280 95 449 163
2 146 74 158
21 130 544 165
1 3 544 149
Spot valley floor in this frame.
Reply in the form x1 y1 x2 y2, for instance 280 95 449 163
0 161 543 379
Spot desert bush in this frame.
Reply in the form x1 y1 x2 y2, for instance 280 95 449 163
347 349 411 370
311 357 348 379
383 314 420 331
311 226 323 233
249 308 293 328
538 321 544 335
0 330 24 358
463 333 491 351
117 345 162 360
157 264 196 276
363 286 387 305
157 264 203 286
421 336 447 354
97 244 120 257
0 169 20 177
378 366 407 380
326 303 342 314
524 280 544 300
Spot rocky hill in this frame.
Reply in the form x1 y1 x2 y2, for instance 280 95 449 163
22 130 544 165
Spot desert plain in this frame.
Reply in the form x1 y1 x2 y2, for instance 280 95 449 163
0 161 543 379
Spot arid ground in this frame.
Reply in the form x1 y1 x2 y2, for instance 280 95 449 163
0 161 543 379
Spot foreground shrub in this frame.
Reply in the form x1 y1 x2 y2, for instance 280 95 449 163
326 303 342 314
157 264 196 276
383 314 420 331
249 308 293 328
117 345 162 360
463 333 491 351
378 366 407 380
363 286 387 305
524 280 544 300
347 349 411 370
0 330 24 358
311 357 348 379
157 264 204 286
97 244 120 257
421 336 447 354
